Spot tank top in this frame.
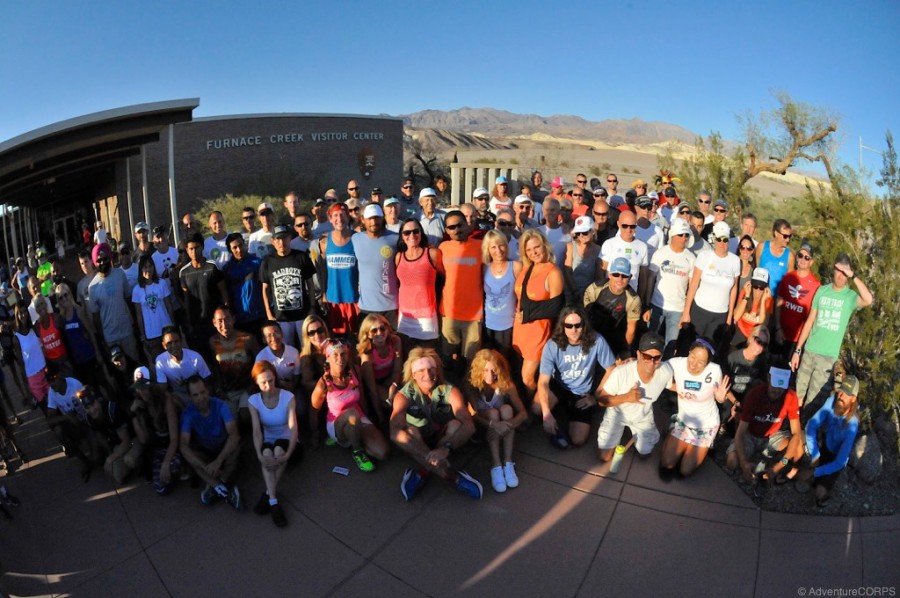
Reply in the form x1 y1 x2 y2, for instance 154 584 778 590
571 242 601 296
248 389 293 443
322 369 363 423
61 309 96 364
352 231 399 312
476 387 507 411
15 330 46 376
38 317 67 361
396 250 437 320
325 234 359 304
757 240 791 294
483 261 517 332
370 344 396 382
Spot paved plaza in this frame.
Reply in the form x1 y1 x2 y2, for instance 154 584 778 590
0 398 897 598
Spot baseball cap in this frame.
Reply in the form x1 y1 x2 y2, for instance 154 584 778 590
152 225 167 237
551 176 565 189
712 221 731 238
272 225 292 238
836 375 859 396
798 239 813 256
495 176 509 184
835 252 852 268
592 187 608 197
473 187 489 199
751 267 770 286
608 195 625 209
609 257 631 277
418 187 437 199
257 202 274 214
371 187 383 194
363 204 384 219
648 191 659 200
670 218 691 236
134 221 150 233
344 198 360 210
132 366 151 386
769 367 792 390
638 332 665 353
314 198 325 205
636 195 653 209
572 216 593 234
513 194 532 205
383 196 400 207
109 344 125 360
714 199 728 210
664 187 677 198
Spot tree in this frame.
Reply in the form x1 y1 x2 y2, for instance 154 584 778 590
876 130 899 198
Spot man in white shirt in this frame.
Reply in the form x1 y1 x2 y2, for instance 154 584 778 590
203 211 231 269
600 210 649 293
249 202 276 259
634 196 665 260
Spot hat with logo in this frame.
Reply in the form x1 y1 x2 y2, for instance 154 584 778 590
610 257 632 277
257 202 274 214
638 332 665 353
636 195 654 209
769 367 792 390
712 221 731 238
272 225 292 238
551 176 565 189
751 267 770 286
592 187 608 197
473 187 489 199
670 218 691 236
134 221 150 233
371 187 383 195
664 187 677 198
836 375 860 396
363 204 384 219
495 176 509 185
383 196 400 207
314 197 325 205
572 216 593 234
714 199 728 210
514 194 532 205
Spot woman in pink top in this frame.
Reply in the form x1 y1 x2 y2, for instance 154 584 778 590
311 339 389 471
357 314 402 426
394 218 444 353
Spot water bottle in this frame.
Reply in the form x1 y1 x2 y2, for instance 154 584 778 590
609 445 626 473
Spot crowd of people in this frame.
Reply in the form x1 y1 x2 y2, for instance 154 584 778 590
0 171 874 526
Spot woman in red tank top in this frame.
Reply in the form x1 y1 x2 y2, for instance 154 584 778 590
34 296 70 371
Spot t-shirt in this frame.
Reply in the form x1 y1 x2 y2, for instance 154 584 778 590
776 271 821 342
649 245 696 311
210 333 256 392
741 384 799 438
668 356 723 429
634 222 665 259
181 397 233 451
156 349 212 395
47 377 86 419
120 264 139 295
352 231 399 312
735 286 773 339
248 389 294 443
151 246 179 280
805 284 859 359
582 281 641 353
179 261 224 326
87 269 133 342
222 256 265 324
248 229 274 259
259 250 316 321
600 236 649 292
539 337 615 396
255 345 301 385
539 225 570 269
132 280 173 340
438 239 483 321
602 360 674 422
693 250 741 313
203 235 231 269
725 349 766 400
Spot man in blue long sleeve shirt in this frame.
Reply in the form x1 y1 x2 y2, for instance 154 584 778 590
804 375 860 506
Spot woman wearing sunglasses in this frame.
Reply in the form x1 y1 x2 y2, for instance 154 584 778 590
394 218 443 354
357 314 402 426
732 267 773 348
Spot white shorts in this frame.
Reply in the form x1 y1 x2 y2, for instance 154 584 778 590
596 407 660 454
326 412 372 447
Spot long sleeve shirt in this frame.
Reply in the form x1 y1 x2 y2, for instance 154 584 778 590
805 395 859 478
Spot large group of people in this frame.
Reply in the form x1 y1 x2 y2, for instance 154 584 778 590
0 172 874 523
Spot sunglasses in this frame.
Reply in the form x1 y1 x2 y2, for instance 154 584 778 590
576 179 587 184
349 207 360 213
445 223 464 231
307 327 326 336
475 195 489 201
369 326 387 334
679 209 691 215
713 208 727 213
572 231 590 238
294 222 310 228
402 185 413 189
593 211 609 217
640 351 662 363
620 224 637 230
401 229 421 236
751 283 767 290
607 179 617 183
347 186 359 191
572 193 584 198
797 253 812 261
753 335 768 347
778 231 792 240
674 233 690 238
563 322 584 329
714 236 729 243
496 220 514 227
739 245 754 251
609 272 630 278
698 199 711 204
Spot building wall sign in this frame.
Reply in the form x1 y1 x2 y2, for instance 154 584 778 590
206 130 386 150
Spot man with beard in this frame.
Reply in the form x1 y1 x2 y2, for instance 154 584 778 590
87 244 138 362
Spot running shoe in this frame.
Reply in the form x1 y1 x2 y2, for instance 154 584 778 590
400 468 425 501
226 486 242 511
455 470 483 500
550 429 570 450
200 485 217 506
271 503 287 527
253 492 270 516
503 462 519 488
352 449 375 473
490 466 507 493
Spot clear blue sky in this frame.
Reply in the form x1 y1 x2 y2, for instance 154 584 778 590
2 0 898 178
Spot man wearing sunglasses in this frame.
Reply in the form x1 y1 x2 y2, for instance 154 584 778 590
791 253 873 411
310 198 334 236
438 211 483 375
773 241 820 360
696 190 714 225
346 179 362 202
87 244 138 362
398 177 418 219
353 204 399 329
756 219 795 294
583 257 642 354
597 332 672 463
470 187 496 232
600 210 649 296
240 207 257 243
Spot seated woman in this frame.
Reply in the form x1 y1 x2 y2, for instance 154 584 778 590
298 314 329 401
248 360 299 527
660 338 731 478
357 314 402 427
802 375 860 507
535 306 615 449
464 349 527 493
310 338 388 472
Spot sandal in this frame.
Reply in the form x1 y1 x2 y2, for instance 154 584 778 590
774 465 798 485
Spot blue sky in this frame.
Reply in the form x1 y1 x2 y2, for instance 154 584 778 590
2 0 898 178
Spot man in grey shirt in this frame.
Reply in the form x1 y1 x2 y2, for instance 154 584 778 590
88 244 139 362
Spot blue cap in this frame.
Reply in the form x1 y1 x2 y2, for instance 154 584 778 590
610 257 632 277
495 176 509 184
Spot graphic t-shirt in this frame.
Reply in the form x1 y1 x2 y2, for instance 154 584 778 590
259 250 316 322
805 284 858 359
203 235 231 269
352 231 399 312
602 360 674 422
693 250 741 313
600 236 649 292
132 280 173 340
740 384 799 438
668 356 723 429
776 271 821 342
539 338 615 396
650 245 696 311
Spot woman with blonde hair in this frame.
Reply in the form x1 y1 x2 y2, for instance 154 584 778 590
481 230 521 355
298 313 329 400
357 313 402 425
465 349 527 493
512 230 564 404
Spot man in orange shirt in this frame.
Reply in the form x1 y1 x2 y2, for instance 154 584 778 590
438 211 483 377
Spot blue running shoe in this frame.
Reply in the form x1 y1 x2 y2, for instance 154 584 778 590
401 468 425 501
455 470 483 500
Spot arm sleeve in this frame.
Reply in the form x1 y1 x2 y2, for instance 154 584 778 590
595 338 615 369
815 419 859 478
522 293 564 323
538 342 557 377
805 405 826 462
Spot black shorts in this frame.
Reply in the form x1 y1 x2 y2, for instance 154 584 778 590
261 438 290 452
549 378 598 425
813 445 841 491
